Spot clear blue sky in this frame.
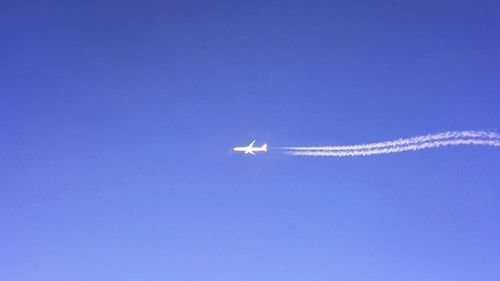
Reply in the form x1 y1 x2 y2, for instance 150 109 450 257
1 1 499 280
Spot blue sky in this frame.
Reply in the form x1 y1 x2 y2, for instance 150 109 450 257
1 1 499 280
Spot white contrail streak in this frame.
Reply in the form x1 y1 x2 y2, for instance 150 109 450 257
281 131 500 151
287 139 500 157
281 131 500 157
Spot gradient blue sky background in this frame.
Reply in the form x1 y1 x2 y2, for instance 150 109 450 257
1 1 499 280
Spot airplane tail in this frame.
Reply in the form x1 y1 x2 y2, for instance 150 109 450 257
262 144 268 152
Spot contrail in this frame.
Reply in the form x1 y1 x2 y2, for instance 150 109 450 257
280 131 500 157
281 131 500 151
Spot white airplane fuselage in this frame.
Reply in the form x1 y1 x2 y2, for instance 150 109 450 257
233 140 267 155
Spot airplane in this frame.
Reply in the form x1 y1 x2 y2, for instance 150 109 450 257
233 140 268 155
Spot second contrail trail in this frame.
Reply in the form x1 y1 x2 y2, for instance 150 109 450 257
280 131 500 157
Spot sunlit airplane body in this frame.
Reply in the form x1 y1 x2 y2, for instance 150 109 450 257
233 140 267 155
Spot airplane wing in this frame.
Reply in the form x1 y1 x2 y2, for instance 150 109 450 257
248 140 256 147
248 151 256 155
